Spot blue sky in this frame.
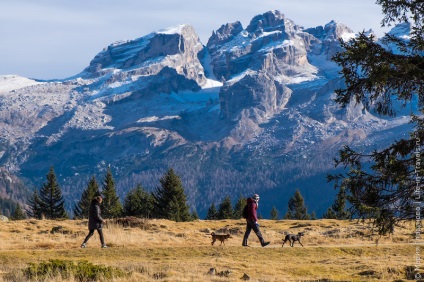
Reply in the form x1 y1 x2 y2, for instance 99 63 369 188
0 0 388 80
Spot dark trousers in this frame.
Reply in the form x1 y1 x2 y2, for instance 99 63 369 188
83 228 105 245
243 219 265 246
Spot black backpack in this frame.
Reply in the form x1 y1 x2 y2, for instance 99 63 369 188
242 201 249 219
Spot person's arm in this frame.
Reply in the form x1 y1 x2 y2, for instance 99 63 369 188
253 203 258 222
95 205 105 222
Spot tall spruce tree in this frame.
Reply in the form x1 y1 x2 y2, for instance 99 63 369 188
10 204 26 220
323 187 351 220
74 176 101 219
205 203 218 220
190 210 199 220
38 167 68 219
101 167 123 218
322 207 336 219
123 184 153 218
27 188 42 219
284 189 310 220
233 194 246 219
153 168 191 222
270 206 279 220
328 0 424 234
217 196 233 219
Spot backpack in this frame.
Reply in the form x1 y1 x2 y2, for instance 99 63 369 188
242 202 249 219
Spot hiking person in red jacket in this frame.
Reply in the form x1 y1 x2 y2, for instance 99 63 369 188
242 194 270 247
81 196 108 248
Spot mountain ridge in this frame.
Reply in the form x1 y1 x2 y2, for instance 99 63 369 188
0 10 413 217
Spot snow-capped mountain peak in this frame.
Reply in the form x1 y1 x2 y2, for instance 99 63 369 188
157 24 191 35
388 22 411 40
0 10 414 216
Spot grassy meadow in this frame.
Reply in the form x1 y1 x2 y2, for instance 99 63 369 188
0 218 421 281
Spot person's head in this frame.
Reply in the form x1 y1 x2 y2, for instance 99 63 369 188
252 194 260 202
95 196 103 204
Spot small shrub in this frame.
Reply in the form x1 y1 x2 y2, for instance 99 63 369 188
152 272 167 279
358 270 377 276
50 226 73 235
34 242 56 249
50 226 63 234
23 259 129 281
74 261 127 280
112 217 151 229
404 265 424 280
24 259 73 280
322 229 342 238
392 236 405 243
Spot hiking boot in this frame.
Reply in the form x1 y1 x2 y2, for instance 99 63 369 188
80 243 86 248
101 244 108 248
261 241 270 247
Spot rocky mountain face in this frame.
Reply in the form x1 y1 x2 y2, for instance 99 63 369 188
84 24 206 86
0 11 413 216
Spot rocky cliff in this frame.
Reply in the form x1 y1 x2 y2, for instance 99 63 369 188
0 11 413 216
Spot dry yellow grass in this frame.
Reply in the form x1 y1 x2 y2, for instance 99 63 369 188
0 218 421 281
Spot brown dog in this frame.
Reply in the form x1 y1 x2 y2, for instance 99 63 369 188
211 232 232 246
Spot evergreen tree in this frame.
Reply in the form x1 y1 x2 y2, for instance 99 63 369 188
153 168 191 222
217 196 233 219
233 194 246 219
191 210 199 220
270 206 279 220
10 204 26 220
74 176 101 219
123 184 153 218
310 211 317 220
101 167 123 218
205 203 218 220
322 207 337 219
329 0 424 234
284 189 310 220
38 167 68 219
27 188 42 219
323 187 351 220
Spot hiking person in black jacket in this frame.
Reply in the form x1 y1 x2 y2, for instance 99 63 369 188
81 196 108 248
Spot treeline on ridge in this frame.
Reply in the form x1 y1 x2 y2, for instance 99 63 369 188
0 166 350 222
